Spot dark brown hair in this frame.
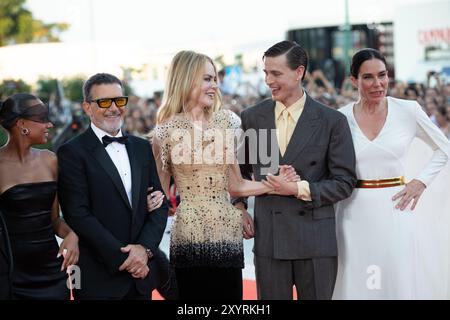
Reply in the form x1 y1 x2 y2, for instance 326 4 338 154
350 48 387 78
263 40 308 81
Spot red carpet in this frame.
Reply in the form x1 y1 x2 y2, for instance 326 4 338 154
152 279 297 300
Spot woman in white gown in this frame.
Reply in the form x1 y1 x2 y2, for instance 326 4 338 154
333 48 450 300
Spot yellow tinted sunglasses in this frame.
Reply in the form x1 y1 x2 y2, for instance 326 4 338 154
89 96 128 108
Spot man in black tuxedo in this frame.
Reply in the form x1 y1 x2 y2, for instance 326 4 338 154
57 73 168 300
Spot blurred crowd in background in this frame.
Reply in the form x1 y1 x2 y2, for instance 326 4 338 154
121 68 450 140
1 67 449 150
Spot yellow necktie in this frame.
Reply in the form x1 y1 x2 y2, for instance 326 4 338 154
279 109 290 156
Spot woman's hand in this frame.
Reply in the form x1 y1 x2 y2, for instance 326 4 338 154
235 202 254 239
58 231 79 271
392 179 426 211
147 187 165 212
279 165 301 182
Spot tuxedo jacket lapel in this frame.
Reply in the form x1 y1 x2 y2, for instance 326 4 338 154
83 128 132 210
125 138 142 215
283 95 322 165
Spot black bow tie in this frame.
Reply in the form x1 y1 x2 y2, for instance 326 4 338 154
102 135 128 147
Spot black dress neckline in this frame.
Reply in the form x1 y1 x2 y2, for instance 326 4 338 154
0 181 56 197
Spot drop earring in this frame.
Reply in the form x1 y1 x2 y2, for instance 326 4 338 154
21 127 30 135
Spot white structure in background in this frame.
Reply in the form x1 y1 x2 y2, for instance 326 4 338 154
0 40 271 97
0 0 448 93
0 42 175 96
285 0 449 83
394 0 450 82
0 43 98 83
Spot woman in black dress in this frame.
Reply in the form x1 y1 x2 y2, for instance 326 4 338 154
0 208 12 299
0 93 79 299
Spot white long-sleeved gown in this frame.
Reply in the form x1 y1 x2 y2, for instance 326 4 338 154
333 96 450 300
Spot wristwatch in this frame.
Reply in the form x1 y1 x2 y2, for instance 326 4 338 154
144 247 154 260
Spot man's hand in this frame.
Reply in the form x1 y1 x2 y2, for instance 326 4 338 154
263 173 298 196
119 244 149 279
131 265 149 279
279 165 301 182
235 202 254 239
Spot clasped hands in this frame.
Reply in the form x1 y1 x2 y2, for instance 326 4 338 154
117 187 165 279
238 165 301 240
119 244 149 279
263 165 302 196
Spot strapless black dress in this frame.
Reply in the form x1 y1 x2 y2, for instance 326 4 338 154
0 209 12 299
0 182 69 300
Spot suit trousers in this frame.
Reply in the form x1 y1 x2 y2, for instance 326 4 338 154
255 255 337 300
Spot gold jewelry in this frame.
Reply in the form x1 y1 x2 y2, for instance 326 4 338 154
356 176 405 188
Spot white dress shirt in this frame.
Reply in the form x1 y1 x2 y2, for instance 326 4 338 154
91 123 133 206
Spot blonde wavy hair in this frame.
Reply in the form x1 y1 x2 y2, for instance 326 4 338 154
156 50 222 125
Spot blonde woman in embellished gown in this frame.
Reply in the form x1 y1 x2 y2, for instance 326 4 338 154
151 51 297 300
